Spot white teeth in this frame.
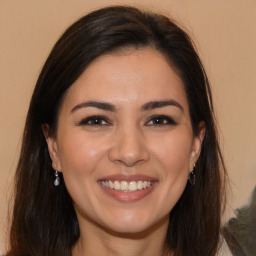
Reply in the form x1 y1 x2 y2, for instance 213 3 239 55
109 180 114 189
121 181 129 191
137 180 143 190
129 181 137 191
114 181 121 190
101 180 153 192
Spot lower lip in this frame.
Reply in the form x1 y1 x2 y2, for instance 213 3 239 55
99 182 157 202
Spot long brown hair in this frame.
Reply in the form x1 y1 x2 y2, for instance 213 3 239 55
7 6 227 256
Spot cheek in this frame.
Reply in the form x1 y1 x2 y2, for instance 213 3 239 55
151 130 193 178
57 132 107 179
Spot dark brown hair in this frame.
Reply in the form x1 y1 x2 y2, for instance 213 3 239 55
7 6 227 256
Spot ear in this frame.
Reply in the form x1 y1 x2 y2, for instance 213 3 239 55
189 121 205 171
42 124 62 172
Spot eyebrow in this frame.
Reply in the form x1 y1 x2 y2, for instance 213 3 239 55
71 101 117 113
71 99 184 113
141 100 184 112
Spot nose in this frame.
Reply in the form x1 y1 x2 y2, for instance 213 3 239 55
108 126 150 167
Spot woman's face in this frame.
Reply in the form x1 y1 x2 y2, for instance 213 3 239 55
46 47 204 235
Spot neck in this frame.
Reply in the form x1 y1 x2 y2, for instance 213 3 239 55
72 215 171 256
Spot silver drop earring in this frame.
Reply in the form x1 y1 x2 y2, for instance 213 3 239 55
54 171 60 186
188 163 196 185
54 165 60 186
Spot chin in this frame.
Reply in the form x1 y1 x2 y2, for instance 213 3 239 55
98 212 169 237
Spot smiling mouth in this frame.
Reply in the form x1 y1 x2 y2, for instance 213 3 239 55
100 180 154 192
98 175 157 202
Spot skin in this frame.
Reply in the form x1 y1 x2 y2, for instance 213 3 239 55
44 47 205 256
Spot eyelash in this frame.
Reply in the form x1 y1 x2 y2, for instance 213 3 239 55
79 115 110 126
78 115 177 127
146 115 177 126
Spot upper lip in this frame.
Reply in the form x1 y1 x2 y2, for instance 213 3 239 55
98 174 158 182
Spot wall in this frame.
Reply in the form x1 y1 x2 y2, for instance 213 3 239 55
1 0 255 253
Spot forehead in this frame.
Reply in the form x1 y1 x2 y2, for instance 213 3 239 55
61 47 189 112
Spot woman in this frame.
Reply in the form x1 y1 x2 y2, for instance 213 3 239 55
6 6 227 256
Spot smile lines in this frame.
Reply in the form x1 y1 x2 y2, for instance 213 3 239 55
100 180 153 192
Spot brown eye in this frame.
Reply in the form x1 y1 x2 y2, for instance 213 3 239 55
146 115 177 126
79 116 110 126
